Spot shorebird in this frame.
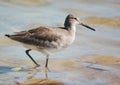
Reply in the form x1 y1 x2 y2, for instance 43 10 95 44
5 14 95 70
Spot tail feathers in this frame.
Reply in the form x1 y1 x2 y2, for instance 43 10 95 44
5 34 10 37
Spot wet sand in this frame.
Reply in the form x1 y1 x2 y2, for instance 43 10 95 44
84 17 120 27
0 55 120 85
0 0 51 6
10 79 64 85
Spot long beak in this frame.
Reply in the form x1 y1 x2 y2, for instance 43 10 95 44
80 23 95 31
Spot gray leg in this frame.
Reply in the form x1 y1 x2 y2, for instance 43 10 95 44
25 49 40 67
45 55 49 69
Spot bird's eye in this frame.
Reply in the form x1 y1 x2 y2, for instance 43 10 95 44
74 18 78 21
74 18 77 20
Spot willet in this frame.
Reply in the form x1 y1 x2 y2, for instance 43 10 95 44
5 14 95 70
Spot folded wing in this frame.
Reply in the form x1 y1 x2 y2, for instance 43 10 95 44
5 26 63 48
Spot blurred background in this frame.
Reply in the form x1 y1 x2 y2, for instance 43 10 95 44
0 0 120 85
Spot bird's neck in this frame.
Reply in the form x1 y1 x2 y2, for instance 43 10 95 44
67 24 76 44
64 20 76 31
64 22 76 44
65 25 76 43
65 24 76 33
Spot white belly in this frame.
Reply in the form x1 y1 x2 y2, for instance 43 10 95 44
23 43 66 55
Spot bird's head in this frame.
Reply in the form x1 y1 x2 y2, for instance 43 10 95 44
64 14 95 31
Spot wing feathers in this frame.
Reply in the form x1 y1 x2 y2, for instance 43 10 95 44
6 26 63 48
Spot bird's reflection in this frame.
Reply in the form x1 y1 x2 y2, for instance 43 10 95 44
45 69 48 79
22 67 64 85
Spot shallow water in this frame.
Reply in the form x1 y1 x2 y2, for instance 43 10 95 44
0 0 120 85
